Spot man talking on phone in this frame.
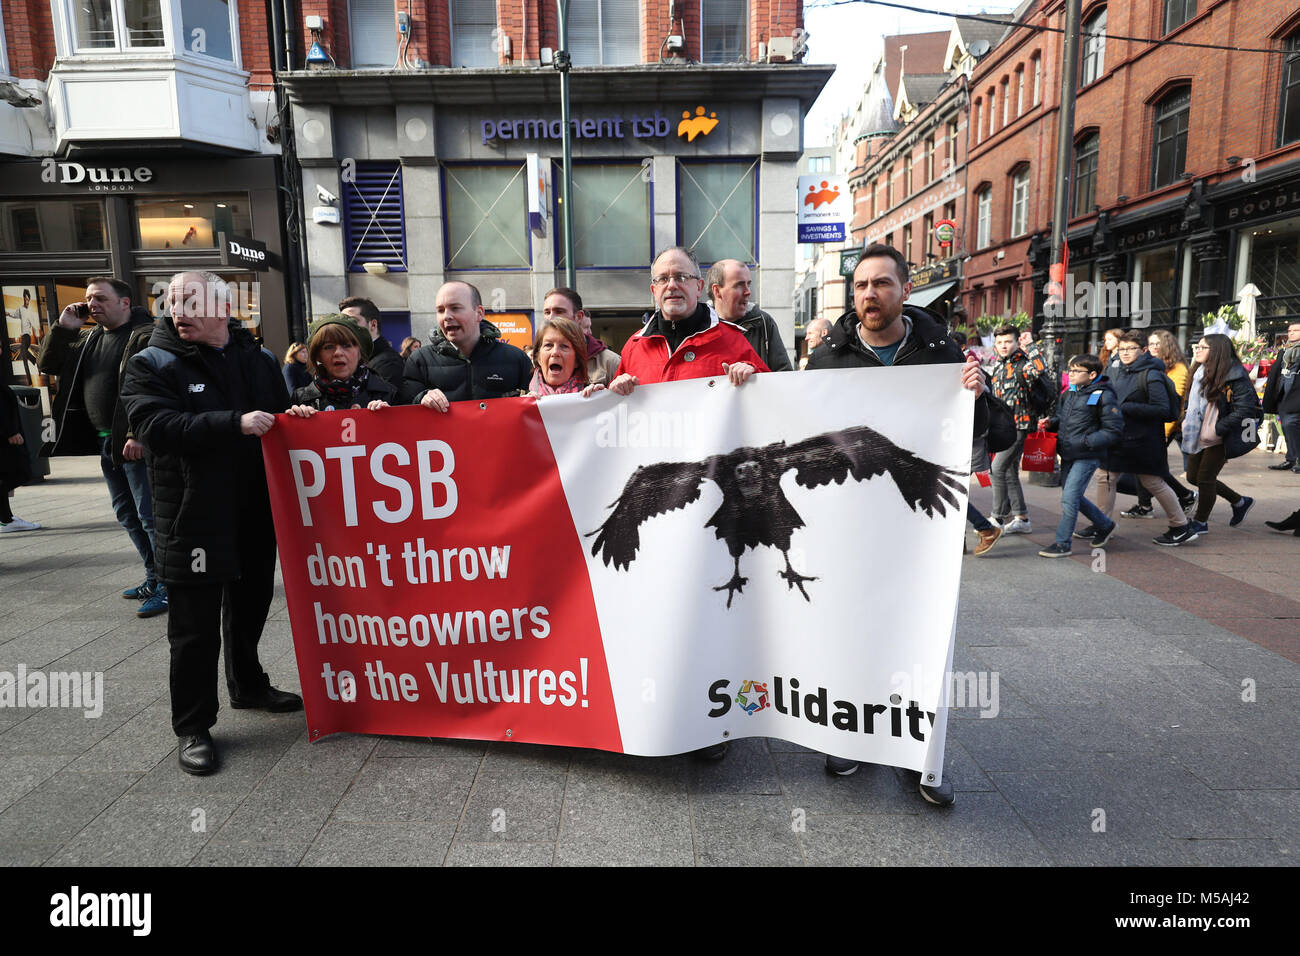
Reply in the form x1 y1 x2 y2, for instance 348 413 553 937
38 277 165 616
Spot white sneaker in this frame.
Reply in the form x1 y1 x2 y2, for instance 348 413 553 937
1004 516 1032 534
0 516 41 533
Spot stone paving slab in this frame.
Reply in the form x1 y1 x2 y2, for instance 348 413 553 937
1 455 1297 866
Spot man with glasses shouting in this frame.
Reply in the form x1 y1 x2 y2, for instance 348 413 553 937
599 246 769 396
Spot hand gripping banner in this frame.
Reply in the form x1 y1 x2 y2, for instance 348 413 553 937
262 365 972 775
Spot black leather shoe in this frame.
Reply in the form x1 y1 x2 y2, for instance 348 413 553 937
1267 460 1295 470
178 732 217 775
230 686 303 712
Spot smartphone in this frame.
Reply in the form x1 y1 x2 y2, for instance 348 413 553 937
75 303 90 320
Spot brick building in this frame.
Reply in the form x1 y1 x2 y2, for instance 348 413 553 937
964 0 1300 355
281 1 827 357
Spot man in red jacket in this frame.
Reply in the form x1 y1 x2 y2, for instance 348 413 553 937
602 247 769 395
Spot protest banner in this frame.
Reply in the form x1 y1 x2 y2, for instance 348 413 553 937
262 365 972 774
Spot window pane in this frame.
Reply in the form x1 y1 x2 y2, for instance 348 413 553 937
125 0 167 47
1136 248 1177 323
679 160 756 263
452 0 497 68
445 165 528 269
0 201 107 252
1164 0 1196 34
1281 36 1300 146
351 0 397 68
977 189 991 248
1152 89 1191 188
1074 134 1099 217
563 164 649 268
702 0 747 64
75 0 117 48
182 0 234 60
134 195 252 249
1081 9 1106 85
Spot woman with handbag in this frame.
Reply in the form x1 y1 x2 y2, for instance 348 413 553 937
1182 334 1258 535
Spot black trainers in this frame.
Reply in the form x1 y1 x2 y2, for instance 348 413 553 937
1153 524 1197 546
1038 542 1072 558
1090 522 1117 547
692 742 729 761
1073 525 1098 539
1229 496 1255 527
916 772 955 806
1120 504 1154 518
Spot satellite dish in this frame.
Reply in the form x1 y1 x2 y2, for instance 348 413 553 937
969 40 991 58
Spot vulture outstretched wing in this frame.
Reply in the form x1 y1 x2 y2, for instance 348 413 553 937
587 460 714 569
769 425 965 518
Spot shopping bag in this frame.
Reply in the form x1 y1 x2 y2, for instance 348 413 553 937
1021 430 1057 472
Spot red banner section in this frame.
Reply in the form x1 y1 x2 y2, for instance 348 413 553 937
261 401 622 750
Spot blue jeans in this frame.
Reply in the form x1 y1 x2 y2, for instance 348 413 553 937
966 501 995 532
1055 458 1108 548
99 435 156 582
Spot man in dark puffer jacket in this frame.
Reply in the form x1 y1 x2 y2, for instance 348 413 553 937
401 281 532 411
121 271 300 777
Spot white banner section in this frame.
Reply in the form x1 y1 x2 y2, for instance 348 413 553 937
537 365 972 771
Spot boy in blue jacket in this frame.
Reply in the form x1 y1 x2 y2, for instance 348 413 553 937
1036 355 1125 556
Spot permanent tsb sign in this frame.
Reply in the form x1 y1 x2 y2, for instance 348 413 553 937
480 106 722 144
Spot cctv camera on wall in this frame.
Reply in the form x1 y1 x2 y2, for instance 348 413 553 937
316 184 338 205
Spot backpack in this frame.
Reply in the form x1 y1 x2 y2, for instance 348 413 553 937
1024 367 1057 417
1139 369 1182 425
983 389 1017 453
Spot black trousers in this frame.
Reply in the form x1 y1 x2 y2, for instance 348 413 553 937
165 534 276 736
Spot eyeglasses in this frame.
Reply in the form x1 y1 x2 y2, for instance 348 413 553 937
1116 346 1141 353
1192 344 1209 351
651 272 699 286
1067 367 1090 374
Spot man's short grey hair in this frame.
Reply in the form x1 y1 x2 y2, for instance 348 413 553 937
168 270 231 309
808 317 832 334
704 261 726 301
650 246 700 279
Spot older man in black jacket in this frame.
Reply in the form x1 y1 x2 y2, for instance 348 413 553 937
121 271 300 776
806 243 986 806
402 281 532 411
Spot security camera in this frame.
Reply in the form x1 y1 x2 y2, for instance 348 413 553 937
316 184 338 205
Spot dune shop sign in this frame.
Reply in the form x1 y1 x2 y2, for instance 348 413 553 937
220 232 269 271
41 159 154 192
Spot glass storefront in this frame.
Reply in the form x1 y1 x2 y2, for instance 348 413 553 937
134 195 252 249
1240 213 1300 336
0 200 107 252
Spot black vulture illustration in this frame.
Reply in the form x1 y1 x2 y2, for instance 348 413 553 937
586 425 966 607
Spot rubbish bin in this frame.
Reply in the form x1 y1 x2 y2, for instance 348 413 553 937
9 385 49 482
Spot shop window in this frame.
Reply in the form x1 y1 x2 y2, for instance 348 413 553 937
678 160 757 263
558 163 650 268
134 195 250 249
1280 31 1300 147
451 0 497 68
1163 0 1196 35
1080 7 1106 87
701 0 747 64
1247 216 1300 311
569 0 640 66
1010 166 1029 238
444 164 528 269
976 186 991 249
71 0 165 50
343 164 407 271
1073 131 1099 218
350 0 397 69
1151 86 1191 190
0 200 107 252
1133 247 1177 326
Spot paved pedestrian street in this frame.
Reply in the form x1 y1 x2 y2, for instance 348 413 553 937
1 455 1296 868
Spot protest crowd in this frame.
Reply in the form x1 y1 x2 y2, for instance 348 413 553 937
5 246 1298 805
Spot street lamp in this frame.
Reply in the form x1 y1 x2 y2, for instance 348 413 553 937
554 0 577 289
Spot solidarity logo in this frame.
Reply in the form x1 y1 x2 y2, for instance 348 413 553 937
677 106 719 142
735 679 769 714
803 181 841 210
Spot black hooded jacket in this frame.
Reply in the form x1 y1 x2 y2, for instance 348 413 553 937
120 318 290 584
401 320 532 404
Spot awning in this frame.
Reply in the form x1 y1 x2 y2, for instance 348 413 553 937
907 281 958 309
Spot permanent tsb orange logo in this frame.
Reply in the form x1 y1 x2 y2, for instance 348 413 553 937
677 106 719 142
